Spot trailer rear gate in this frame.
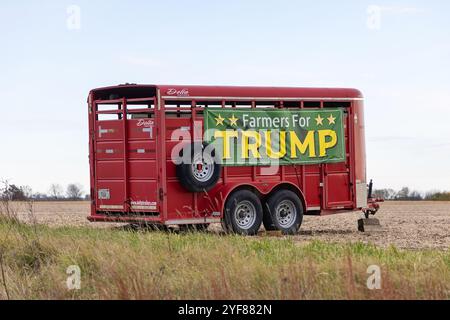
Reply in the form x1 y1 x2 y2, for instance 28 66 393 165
93 97 159 215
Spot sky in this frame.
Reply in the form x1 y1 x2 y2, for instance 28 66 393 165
0 0 449 195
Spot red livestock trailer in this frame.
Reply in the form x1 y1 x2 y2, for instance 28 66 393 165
87 84 376 235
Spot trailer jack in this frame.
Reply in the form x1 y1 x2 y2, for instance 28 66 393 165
359 180 384 232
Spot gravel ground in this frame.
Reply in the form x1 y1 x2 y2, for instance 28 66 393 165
7 201 450 250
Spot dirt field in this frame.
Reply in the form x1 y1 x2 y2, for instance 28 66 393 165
9 201 450 250
298 202 450 250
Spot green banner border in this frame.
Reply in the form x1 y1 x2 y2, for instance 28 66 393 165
204 108 346 166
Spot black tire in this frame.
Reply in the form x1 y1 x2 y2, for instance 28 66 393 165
224 190 263 236
266 190 303 235
176 142 221 193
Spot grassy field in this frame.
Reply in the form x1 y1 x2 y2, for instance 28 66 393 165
9 201 450 250
0 214 448 300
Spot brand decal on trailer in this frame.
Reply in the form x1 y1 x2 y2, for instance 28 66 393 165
130 201 157 206
166 88 190 97
130 201 157 210
137 119 154 127
205 109 346 166
137 119 154 139
98 189 110 200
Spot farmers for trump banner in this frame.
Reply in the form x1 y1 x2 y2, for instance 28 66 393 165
204 109 346 166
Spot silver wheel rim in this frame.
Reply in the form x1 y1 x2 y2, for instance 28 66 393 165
191 153 214 182
275 200 297 228
234 200 257 230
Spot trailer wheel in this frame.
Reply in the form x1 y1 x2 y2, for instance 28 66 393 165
224 190 263 236
266 190 303 235
176 143 221 193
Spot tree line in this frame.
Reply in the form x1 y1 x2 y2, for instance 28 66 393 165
1 181 89 201
373 187 450 201
2 180 449 202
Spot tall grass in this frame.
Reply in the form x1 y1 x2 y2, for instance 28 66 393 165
0 209 448 299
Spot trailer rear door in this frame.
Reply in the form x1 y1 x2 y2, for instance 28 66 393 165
93 98 159 214
323 106 354 209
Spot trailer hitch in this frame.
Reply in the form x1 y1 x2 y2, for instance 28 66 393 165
362 179 385 218
359 180 385 232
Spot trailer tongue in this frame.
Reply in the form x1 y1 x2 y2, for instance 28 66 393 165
359 180 384 232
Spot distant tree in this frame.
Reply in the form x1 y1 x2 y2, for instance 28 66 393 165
21 185 33 199
373 188 397 200
439 193 450 201
66 184 84 200
425 192 450 201
49 184 64 200
396 187 410 200
408 191 423 201
424 190 440 200
1 184 30 201
387 187 424 201
32 192 49 200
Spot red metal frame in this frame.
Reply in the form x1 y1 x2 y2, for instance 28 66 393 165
87 84 367 225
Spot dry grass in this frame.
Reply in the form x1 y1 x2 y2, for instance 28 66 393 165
8 201 450 250
1 200 449 300
0 213 448 300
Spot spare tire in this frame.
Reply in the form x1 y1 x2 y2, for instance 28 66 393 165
176 142 221 192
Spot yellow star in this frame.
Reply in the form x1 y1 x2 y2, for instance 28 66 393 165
229 114 239 126
215 114 225 126
327 114 336 125
315 115 324 126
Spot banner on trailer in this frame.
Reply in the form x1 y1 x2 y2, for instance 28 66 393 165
204 109 346 166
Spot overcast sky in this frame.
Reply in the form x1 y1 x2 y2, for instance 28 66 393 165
1 1 449 195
